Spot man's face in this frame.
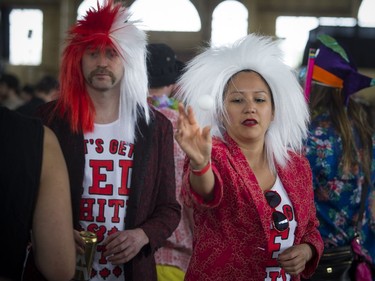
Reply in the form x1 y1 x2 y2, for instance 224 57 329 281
82 46 124 92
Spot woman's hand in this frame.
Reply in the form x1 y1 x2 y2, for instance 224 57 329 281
174 103 212 168
175 103 215 200
278 243 314 276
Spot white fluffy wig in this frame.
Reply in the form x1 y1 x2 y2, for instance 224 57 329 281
176 33 309 171
112 7 150 143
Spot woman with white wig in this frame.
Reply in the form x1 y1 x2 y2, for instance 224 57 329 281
174 33 323 281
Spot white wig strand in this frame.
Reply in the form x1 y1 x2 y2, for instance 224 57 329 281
110 7 150 143
176 34 309 171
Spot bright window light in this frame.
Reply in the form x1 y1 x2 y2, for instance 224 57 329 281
211 0 248 47
358 0 375 27
129 0 201 32
77 0 105 20
276 17 319 68
276 10 374 69
319 17 356 26
9 9 43 65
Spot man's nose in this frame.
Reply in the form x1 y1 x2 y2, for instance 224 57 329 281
97 53 109 66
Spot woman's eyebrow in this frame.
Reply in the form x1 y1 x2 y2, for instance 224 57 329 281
227 89 269 95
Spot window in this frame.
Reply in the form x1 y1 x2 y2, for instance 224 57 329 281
211 0 248 47
358 0 375 27
276 17 359 68
129 0 201 32
9 9 43 65
276 0 375 69
319 17 356 26
276 17 319 68
77 0 105 21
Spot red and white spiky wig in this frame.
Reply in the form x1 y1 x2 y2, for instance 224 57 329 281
176 34 309 172
56 0 149 142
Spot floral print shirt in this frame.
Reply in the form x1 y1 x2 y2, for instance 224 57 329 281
147 95 179 111
304 111 375 265
149 95 194 272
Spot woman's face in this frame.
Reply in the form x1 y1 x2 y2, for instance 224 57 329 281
223 71 274 146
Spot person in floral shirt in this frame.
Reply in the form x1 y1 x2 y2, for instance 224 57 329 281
303 34 375 279
304 104 375 253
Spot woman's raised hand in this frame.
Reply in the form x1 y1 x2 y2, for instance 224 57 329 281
174 103 212 168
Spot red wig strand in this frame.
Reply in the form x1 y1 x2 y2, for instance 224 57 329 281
56 0 120 133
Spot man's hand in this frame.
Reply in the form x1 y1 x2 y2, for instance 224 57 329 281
103 228 150 264
73 230 85 255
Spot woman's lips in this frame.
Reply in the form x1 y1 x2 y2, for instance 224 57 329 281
242 119 257 126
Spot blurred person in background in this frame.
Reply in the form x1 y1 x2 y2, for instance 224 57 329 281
17 75 59 117
0 73 24 110
147 42 193 281
303 34 375 280
19 84 36 103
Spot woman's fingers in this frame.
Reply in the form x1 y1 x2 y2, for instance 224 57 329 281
177 103 198 126
202 126 212 141
178 103 188 119
186 105 198 125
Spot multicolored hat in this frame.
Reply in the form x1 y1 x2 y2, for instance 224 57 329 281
304 34 375 104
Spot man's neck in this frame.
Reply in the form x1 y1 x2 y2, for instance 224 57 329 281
89 89 120 124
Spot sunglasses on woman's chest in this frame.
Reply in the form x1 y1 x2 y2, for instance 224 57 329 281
264 190 289 232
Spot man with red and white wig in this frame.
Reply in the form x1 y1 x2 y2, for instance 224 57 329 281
24 1 181 280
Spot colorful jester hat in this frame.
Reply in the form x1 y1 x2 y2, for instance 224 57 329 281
304 34 375 105
57 0 149 142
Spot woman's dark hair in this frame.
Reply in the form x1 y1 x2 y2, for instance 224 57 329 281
309 83 372 179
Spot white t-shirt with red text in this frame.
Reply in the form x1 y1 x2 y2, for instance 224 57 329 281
80 119 134 280
265 176 297 281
